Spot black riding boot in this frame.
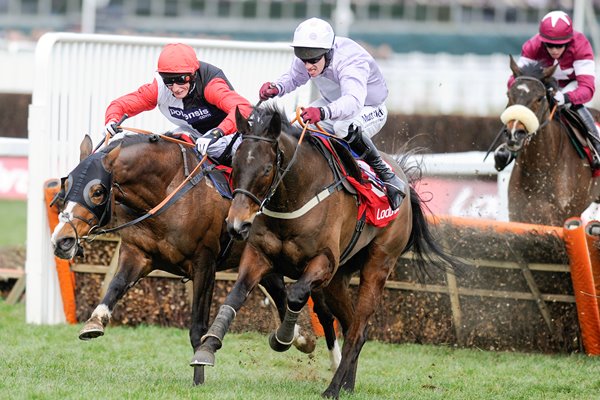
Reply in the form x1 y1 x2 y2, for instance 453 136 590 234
345 125 406 210
493 143 515 172
576 106 600 168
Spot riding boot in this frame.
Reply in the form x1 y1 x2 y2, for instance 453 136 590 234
576 106 600 168
345 125 406 210
493 143 515 172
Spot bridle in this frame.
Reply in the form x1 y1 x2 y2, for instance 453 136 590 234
231 134 284 212
504 76 556 147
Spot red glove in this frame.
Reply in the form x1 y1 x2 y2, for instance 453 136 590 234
301 107 323 124
259 82 279 101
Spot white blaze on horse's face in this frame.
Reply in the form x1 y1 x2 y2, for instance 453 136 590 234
51 201 77 245
516 83 531 94
246 148 256 164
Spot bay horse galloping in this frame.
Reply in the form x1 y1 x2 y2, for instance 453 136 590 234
51 133 333 385
192 106 462 398
494 55 600 226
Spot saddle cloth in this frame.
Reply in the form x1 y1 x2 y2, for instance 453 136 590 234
314 134 399 228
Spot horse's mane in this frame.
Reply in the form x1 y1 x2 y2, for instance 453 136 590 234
518 61 558 90
100 133 158 153
253 103 303 138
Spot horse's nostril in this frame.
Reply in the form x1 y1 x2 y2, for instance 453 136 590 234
58 237 76 251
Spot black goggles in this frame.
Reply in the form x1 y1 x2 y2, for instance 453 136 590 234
544 42 567 49
162 74 193 86
300 55 323 65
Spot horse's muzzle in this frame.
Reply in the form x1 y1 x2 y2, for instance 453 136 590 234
227 220 252 241
53 237 83 259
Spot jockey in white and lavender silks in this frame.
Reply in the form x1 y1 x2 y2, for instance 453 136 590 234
495 10 600 170
259 17 405 210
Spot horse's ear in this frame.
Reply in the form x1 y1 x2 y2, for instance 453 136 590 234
80 135 93 161
102 144 121 171
542 64 558 81
509 54 521 77
235 106 250 135
267 110 282 140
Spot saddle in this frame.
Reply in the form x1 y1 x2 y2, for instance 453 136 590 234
166 131 233 199
558 108 600 176
309 134 400 228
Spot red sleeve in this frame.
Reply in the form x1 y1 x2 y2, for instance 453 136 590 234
203 78 253 135
105 80 159 124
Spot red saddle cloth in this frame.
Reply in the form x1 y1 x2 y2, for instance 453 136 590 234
317 136 399 228
345 162 400 228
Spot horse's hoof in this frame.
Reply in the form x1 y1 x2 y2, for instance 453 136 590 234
79 325 104 340
294 334 316 354
269 332 292 352
190 350 215 367
192 366 205 386
321 388 340 399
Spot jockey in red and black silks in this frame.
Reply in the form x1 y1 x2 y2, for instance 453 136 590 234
496 10 600 170
105 43 252 163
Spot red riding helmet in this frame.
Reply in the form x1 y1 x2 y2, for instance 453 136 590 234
538 10 573 45
157 43 200 74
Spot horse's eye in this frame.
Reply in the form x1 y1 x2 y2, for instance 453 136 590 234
93 188 105 198
263 164 272 177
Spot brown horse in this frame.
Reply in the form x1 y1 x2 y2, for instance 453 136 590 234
191 106 462 398
496 55 600 226
51 133 335 386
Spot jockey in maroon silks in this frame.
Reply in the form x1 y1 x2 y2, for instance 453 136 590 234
104 43 252 164
495 10 600 170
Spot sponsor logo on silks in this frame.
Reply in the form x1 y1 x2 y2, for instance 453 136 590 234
376 206 399 220
361 107 384 123
168 107 212 123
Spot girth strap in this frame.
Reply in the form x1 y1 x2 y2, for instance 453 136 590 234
339 210 367 264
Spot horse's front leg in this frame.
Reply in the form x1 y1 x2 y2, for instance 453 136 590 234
188 255 217 386
190 245 271 367
79 245 151 340
270 253 333 352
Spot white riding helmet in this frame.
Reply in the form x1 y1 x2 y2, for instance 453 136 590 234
292 18 335 59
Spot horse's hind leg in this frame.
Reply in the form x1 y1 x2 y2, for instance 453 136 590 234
79 245 151 340
311 289 342 371
322 256 396 398
189 256 217 386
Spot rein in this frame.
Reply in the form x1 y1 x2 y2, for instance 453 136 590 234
232 108 343 218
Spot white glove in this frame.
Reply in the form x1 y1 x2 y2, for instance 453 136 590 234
105 120 122 136
553 91 567 106
196 128 224 156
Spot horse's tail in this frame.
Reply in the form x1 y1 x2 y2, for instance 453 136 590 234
404 188 467 276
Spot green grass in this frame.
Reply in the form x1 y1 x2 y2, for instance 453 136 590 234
0 199 26 246
1 301 600 399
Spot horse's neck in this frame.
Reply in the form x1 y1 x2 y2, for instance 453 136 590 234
519 121 572 170
273 133 332 204
114 143 184 211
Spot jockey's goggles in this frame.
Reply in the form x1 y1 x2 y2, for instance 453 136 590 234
300 55 323 65
543 42 567 49
161 74 193 87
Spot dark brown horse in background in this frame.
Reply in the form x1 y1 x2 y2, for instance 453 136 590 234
191 106 462 398
51 133 335 385
496 55 600 226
